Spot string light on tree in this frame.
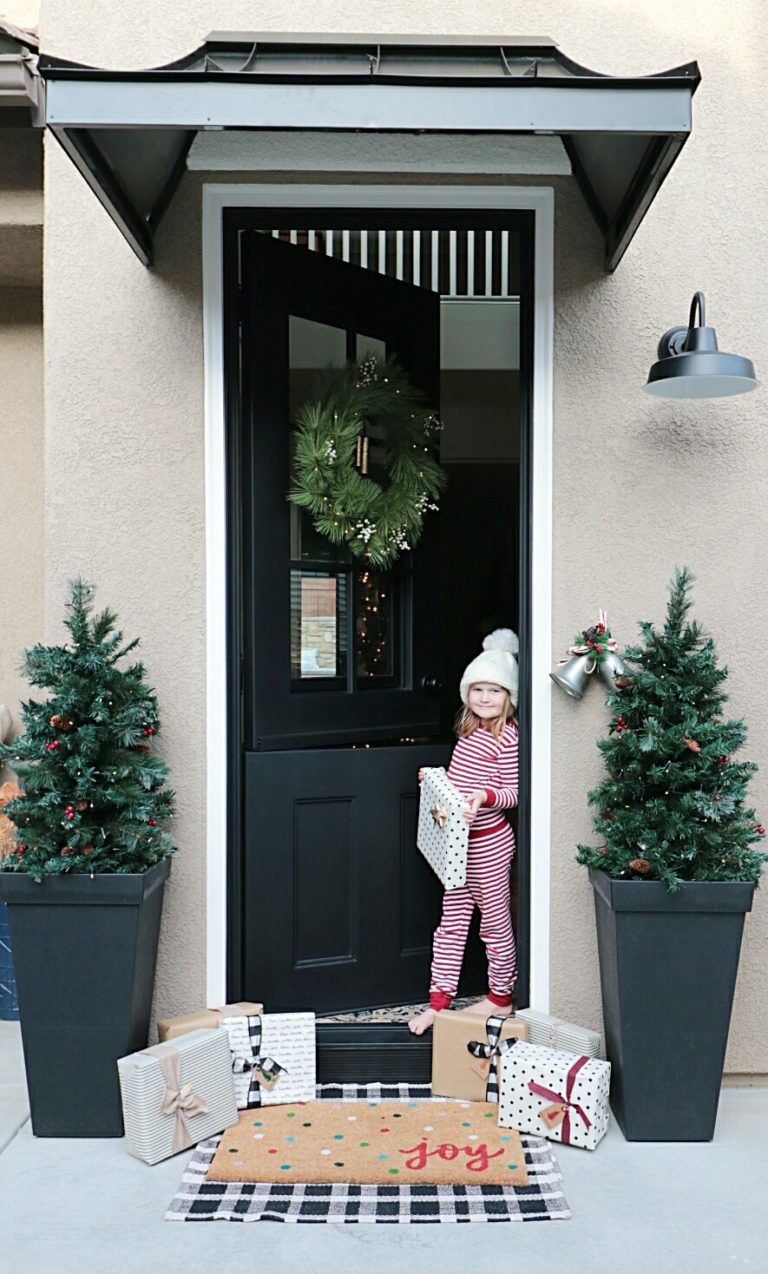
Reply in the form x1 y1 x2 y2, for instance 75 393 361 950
356 569 390 677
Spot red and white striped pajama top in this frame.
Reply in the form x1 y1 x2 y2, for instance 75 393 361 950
428 720 519 1011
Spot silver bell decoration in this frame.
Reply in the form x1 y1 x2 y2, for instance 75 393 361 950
550 653 592 700
551 609 625 700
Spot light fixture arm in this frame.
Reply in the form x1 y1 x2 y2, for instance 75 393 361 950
658 291 712 359
688 290 705 329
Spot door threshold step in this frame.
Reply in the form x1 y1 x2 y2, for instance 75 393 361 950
317 1022 432 1084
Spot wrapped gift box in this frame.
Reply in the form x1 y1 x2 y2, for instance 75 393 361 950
417 767 469 889
515 1008 602 1058
117 1027 238 1165
498 1039 611 1151
221 1012 316 1108
431 1011 529 1102
157 1000 264 1043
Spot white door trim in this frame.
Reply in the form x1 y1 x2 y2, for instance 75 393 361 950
203 183 554 1010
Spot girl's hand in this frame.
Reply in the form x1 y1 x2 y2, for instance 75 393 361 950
462 790 485 826
418 768 425 784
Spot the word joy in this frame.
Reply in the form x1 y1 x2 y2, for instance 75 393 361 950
399 1139 504 1173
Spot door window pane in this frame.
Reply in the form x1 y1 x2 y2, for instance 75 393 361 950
356 568 396 682
355 333 387 365
291 570 348 681
289 316 351 564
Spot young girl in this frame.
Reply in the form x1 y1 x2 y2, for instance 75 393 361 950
409 629 519 1036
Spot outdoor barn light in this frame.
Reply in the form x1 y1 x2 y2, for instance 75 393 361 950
644 291 759 398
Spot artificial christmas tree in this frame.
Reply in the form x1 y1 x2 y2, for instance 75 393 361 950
577 567 766 887
0 581 175 1135
578 569 765 1141
0 578 175 879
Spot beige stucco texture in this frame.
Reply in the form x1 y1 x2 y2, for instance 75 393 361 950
40 2 768 1070
0 288 43 757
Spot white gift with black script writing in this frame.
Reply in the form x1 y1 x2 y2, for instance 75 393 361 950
221 1012 316 1109
417 767 469 889
498 1039 611 1151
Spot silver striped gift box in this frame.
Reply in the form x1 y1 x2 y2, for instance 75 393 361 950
117 1027 238 1165
514 1009 603 1059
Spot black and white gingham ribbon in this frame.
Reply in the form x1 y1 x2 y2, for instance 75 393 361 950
231 1016 286 1107
466 1015 519 1102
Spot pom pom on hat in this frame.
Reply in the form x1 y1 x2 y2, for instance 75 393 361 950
460 629 520 708
482 628 519 656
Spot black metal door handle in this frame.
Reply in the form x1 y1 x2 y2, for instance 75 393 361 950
420 675 442 694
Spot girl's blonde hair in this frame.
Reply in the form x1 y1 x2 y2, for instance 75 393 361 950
455 688 515 740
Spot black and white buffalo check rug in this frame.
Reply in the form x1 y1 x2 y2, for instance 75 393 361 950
165 1083 571 1223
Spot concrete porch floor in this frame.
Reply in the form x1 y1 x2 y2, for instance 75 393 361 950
1 1021 766 1273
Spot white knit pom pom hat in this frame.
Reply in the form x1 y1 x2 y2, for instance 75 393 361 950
459 629 520 707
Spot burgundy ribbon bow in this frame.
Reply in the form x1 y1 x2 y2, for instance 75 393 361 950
527 1054 592 1144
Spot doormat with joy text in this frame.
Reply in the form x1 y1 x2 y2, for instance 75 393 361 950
206 1098 528 1187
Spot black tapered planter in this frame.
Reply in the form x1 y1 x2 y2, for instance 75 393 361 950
589 868 755 1141
0 858 170 1137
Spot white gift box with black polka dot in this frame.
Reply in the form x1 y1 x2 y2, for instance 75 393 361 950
417 767 469 890
498 1040 611 1151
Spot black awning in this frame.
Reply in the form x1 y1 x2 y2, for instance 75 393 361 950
38 32 700 269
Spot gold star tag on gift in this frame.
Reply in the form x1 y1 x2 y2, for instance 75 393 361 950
431 806 447 829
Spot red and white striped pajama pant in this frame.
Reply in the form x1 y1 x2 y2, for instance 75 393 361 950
429 819 517 1010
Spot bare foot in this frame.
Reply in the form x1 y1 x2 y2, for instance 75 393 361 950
408 1007 438 1035
457 997 513 1019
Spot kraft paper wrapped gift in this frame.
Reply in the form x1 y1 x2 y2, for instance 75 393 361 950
117 1027 238 1165
514 1008 603 1059
221 1012 316 1109
498 1039 611 1151
157 1001 264 1043
431 1011 529 1103
417 766 469 889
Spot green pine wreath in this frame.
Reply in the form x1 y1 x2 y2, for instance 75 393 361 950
288 355 445 568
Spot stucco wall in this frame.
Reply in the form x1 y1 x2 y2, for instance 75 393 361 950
39 1 768 1070
0 288 43 761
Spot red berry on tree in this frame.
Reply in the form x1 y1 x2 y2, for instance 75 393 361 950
147 818 158 827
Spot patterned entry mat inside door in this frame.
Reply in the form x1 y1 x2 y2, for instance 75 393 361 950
317 999 478 1024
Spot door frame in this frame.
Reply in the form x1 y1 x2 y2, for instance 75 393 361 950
202 183 554 1011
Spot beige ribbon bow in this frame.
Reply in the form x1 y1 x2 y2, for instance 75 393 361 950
141 1041 209 1155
